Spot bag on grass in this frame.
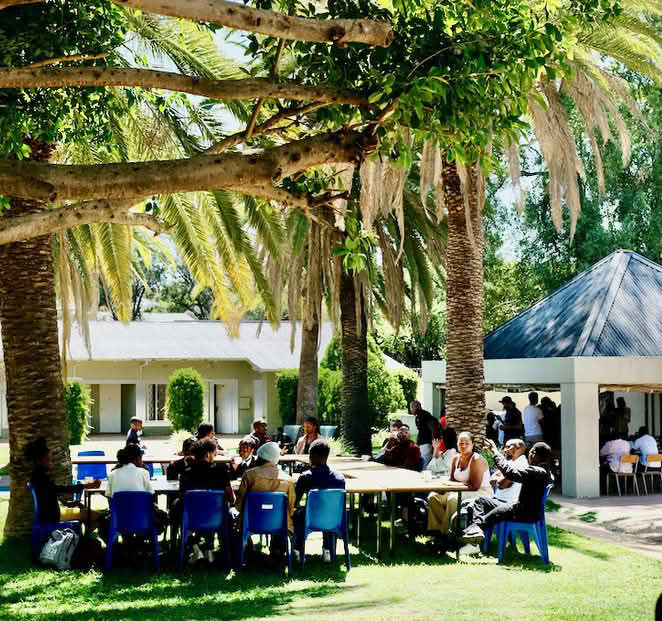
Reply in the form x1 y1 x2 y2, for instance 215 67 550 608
39 528 79 569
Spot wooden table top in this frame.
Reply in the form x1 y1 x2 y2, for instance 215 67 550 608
72 454 305 465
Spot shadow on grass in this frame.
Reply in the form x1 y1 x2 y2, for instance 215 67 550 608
547 526 611 561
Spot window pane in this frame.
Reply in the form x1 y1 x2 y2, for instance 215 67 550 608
157 384 167 421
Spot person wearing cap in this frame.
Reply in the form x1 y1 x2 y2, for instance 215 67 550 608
498 396 524 444
234 442 296 535
250 418 271 449
126 417 143 446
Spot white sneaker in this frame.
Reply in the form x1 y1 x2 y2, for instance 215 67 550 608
322 549 331 563
188 544 204 564
205 549 215 564
458 544 481 556
293 549 301 563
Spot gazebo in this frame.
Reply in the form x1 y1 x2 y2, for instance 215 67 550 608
422 249 662 497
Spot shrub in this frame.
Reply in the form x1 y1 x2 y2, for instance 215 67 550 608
275 369 299 425
64 381 92 446
392 369 419 405
367 350 406 429
166 368 205 432
318 367 343 425
320 337 342 371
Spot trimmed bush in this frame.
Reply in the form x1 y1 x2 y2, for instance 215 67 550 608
166 368 205 432
392 369 419 405
64 381 92 446
367 350 406 429
275 369 299 425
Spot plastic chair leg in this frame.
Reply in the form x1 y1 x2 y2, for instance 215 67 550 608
343 532 351 571
286 535 292 575
330 533 337 562
153 531 160 571
497 524 507 563
615 475 622 496
482 525 493 555
179 527 188 568
520 531 531 555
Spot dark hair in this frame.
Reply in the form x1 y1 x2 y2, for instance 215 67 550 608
277 426 284 432
24 437 49 462
390 419 403 429
197 423 214 440
528 392 539 405
640 426 650 436
304 416 320 433
117 443 142 467
309 438 330 461
239 434 258 449
530 441 551 463
192 438 217 460
443 427 458 452
428 418 442 440
182 437 195 456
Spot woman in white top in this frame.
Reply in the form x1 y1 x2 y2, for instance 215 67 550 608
426 427 458 477
427 431 492 539
106 444 153 499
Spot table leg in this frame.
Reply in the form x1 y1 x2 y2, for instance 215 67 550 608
389 492 396 557
349 493 355 535
376 492 382 558
455 491 462 562
356 494 361 549
86 490 92 533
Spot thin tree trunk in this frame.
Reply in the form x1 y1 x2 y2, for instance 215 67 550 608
1 141 71 537
339 271 371 454
296 309 319 424
443 160 485 440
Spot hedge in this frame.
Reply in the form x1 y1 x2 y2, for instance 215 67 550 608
64 381 92 445
392 369 419 405
166 368 205 432
275 369 299 426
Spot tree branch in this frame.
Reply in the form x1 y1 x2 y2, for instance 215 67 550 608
112 0 393 47
26 53 110 69
0 67 368 105
0 199 167 245
0 0 43 9
0 130 378 201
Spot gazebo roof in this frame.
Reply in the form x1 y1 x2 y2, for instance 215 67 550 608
484 250 662 359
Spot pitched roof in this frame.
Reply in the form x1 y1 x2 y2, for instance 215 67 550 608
59 320 407 372
484 250 662 359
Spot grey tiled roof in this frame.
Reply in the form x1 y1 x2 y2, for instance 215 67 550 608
484 250 662 359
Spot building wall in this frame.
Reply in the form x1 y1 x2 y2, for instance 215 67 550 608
98 384 121 433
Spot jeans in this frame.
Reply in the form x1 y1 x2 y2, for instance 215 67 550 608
293 507 334 551
468 496 518 530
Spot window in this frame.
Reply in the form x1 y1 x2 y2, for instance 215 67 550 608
146 384 167 422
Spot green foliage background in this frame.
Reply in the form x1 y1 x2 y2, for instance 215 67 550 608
166 368 205 432
64 381 92 446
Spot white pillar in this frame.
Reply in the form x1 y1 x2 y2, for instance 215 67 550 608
253 378 266 421
561 382 600 497
423 380 434 414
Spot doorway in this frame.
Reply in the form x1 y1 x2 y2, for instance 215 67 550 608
211 380 238 433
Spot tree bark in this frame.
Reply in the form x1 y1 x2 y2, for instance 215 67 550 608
1 142 72 538
442 160 485 440
112 0 394 48
296 311 319 424
339 271 371 454
0 68 367 105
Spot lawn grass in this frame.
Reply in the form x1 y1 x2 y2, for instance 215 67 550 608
0 493 660 621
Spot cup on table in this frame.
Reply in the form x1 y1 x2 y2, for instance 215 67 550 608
360 455 371 462
422 470 432 481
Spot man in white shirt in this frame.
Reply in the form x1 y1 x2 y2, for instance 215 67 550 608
632 426 660 471
523 392 545 446
493 439 528 503
600 433 632 473
106 444 154 498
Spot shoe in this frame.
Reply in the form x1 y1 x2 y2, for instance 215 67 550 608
188 544 204 565
205 549 215 565
322 549 331 563
460 525 485 545
458 544 481 556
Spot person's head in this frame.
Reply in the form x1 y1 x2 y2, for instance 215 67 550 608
192 438 217 463
617 431 629 441
486 412 496 424
639 426 650 437
616 397 626 408
196 422 215 441
504 438 526 461
499 396 515 410
252 418 268 437
239 435 258 459
428 417 442 440
528 441 551 466
24 437 51 470
181 437 195 457
303 415 320 436
442 427 458 452
528 392 539 405
409 400 422 414
390 419 403 434
396 424 411 443
540 396 551 407
118 443 143 467
309 438 331 467
257 441 280 465
130 417 143 431
457 431 475 455
277 426 284 434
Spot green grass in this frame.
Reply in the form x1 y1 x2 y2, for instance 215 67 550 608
1 494 661 621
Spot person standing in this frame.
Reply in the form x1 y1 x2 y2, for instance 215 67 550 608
614 397 631 436
523 392 545 446
411 400 436 466
498 396 523 444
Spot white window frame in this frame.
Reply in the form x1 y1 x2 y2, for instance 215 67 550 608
145 382 168 425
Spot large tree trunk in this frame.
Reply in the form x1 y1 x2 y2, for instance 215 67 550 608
443 160 486 440
339 271 371 454
296 310 319 424
1 141 71 537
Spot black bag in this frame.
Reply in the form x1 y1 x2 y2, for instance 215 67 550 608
407 496 429 537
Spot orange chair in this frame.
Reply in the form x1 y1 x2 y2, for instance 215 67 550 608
606 455 639 496
640 454 662 495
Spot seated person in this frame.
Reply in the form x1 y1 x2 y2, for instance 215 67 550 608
176 438 235 563
230 435 259 480
197 422 223 453
373 419 403 461
234 442 296 558
26 437 101 532
632 426 660 472
295 416 323 455
427 431 492 549
249 418 271 449
426 427 458 477
600 432 633 474
106 444 153 497
381 425 422 471
126 417 144 446
293 439 345 562
166 437 195 481
461 440 554 546
271 426 294 453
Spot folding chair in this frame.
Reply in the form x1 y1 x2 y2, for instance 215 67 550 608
606 455 640 496
640 454 662 495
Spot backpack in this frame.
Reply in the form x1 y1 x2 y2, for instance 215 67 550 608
39 528 79 569
408 496 429 537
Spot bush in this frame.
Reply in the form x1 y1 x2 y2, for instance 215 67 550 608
367 351 406 429
392 369 419 405
318 367 343 425
320 337 342 371
275 369 299 425
64 381 92 446
166 368 205 432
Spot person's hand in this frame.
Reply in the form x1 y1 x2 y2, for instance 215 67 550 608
85 479 101 489
485 439 498 455
280 447 288 455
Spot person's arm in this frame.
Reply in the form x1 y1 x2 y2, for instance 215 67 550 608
487 442 547 484
466 455 488 491
235 475 248 512
295 437 304 455
144 470 154 493
407 444 422 470
600 443 611 456
501 413 523 432
449 455 459 481
295 472 309 505
224 483 236 506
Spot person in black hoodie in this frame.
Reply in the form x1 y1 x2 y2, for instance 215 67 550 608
166 437 195 481
230 435 259 480
460 439 553 545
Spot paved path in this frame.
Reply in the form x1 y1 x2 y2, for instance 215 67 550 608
547 492 662 560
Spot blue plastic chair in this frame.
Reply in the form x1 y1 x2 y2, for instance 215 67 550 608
27 481 81 562
300 489 350 570
106 491 160 570
482 483 554 565
239 492 292 574
140 451 154 479
419 456 425 472
179 490 231 568
75 451 107 499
